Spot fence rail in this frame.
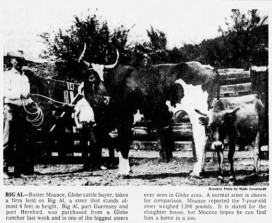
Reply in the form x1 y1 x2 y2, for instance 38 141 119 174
30 67 267 160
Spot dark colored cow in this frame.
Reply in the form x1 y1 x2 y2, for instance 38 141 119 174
79 45 219 178
203 94 265 182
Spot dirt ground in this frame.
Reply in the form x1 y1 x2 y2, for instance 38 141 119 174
4 150 269 186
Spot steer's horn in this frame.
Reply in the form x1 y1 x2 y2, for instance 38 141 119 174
78 43 87 62
104 50 119 69
230 107 240 114
195 109 207 117
78 43 91 67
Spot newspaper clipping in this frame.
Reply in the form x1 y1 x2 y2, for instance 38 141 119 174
1 0 271 222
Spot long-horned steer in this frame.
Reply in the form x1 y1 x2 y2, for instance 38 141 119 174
78 44 220 179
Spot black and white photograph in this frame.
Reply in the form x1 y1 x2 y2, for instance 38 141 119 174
2 0 269 187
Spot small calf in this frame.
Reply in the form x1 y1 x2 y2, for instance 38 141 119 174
200 94 266 182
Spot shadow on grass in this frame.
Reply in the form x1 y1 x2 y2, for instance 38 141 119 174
235 173 269 186
130 172 190 180
129 169 268 186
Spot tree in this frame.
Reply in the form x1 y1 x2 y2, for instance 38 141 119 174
128 26 171 65
176 9 268 68
40 13 131 80
219 9 268 67
147 26 167 52
168 47 182 63
147 26 169 64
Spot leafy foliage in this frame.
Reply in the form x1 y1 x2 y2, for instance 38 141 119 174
217 9 268 68
129 26 169 65
136 9 268 67
40 14 131 80
40 9 268 79
178 9 268 68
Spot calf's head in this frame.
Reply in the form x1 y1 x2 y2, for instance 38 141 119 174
195 107 240 150
208 108 240 150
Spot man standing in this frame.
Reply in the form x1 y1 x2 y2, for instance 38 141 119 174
3 51 34 178
75 85 108 171
74 96 97 170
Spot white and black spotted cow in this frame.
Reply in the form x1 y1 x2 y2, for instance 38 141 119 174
78 45 220 178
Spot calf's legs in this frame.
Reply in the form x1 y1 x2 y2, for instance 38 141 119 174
216 149 224 181
158 127 174 162
253 132 260 175
228 140 236 181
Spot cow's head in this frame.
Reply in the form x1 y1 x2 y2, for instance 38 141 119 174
196 107 240 150
78 43 119 109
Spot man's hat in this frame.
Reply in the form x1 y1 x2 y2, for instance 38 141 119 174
6 50 25 60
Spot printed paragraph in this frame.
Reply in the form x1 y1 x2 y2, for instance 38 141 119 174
5 191 128 221
143 187 267 221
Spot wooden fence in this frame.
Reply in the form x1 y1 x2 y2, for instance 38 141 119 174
30 67 268 161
